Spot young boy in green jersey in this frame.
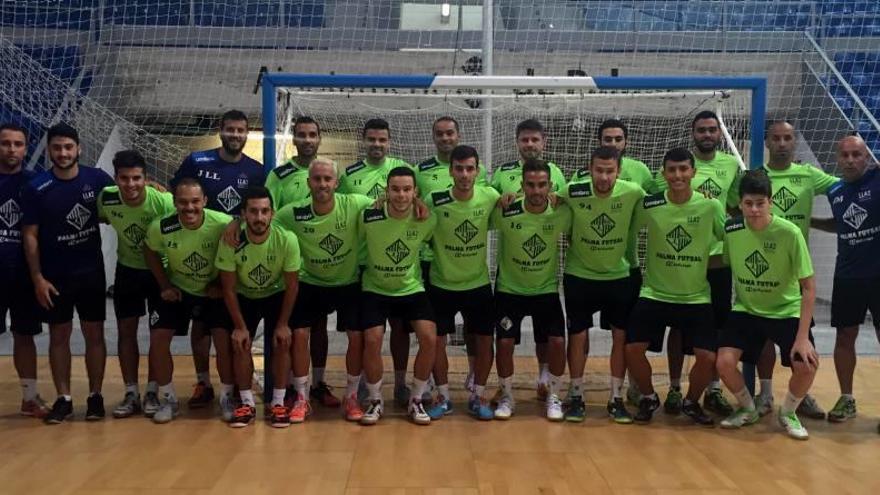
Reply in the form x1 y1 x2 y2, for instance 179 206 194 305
561 146 644 424
359 167 437 425
143 178 234 424
216 187 301 428
625 148 724 427
716 170 818 440
424 145 500 421
492 160 571 421
98 150 176 418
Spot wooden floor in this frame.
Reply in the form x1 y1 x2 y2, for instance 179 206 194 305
1 355 878 495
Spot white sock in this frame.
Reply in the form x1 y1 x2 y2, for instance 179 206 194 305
367 380 383 401
125 383 139 395
220 383 235 398
158 383 176 403
312 367 325 385
271 388 286 407
709 380 721 391
759 379 773 399
196 371 211 386
548 373 562 396
570 377 584 398
500 375 514 397
20 379 37 401
438 384 450 401
293 376 309 400
146 381 158 393
734 388 755 410
841 393 854 400
474 384 486 399
539 364 550 384
346 374 360 397
239 389 255 407
394 370 406 387
611 376 624 400
412 378 428 401
670 377 681 389
61 394 72 401
781 390 803 415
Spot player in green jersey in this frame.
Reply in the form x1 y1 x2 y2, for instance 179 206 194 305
625 148 724 426
423 145 500 421
143 178 234 424
753 121 838 420
716 170 818 440
265 116 320 208
98 150 176 419
597 119 655 192
358 167 437 425
491 118 567 401
216 187 301 428
492 160 571 421
274 158 373 423
561 146 644 424
651 111 742 417
338 118 415 408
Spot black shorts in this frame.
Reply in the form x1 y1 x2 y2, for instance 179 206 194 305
599 267 641 330
626 298 716 352
719 311 815 367
494 292 565 344
0 271 41 335
707 266 733 329
113 264 161 320
420 260 431 287
428 284 494 336
359 291 435 331
216 292 284 338
150 291 224 336
289 282 360 332
42 270 107 325
831 277 880 330
564 274 634 334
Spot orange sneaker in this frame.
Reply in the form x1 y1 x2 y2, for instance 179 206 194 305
344 395 364 422
229 404 255 428
21 395 50 418
269 404 291 428
289 398 312 424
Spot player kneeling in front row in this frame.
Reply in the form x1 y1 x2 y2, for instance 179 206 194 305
716 170 818 440
216 187 301 428
359 167 438 425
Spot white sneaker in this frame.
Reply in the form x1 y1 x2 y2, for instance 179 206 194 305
219 394 235 422
494 394 515 420
360 400 384 425
546 394 564 422
409 399 431 425
152 400 179 424
755 394 774 417
777 409 809 440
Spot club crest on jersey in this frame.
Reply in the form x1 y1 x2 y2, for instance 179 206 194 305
843 202 868 230
123 223 147 246
745 250 770 278
66 203 91 230
319 233 344 255
772 186 798 212
697 178 722 198
665 225 692 252
385 239 410 264
218 186 242 212
522 233 547 259
248 264 272 286
183 252 209 272
591 213 615 238
455 220 479 244
0 199 21 228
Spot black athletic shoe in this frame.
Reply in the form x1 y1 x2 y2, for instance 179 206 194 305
634 395 660 424
86 393 106 421
45 398 74 425
682 400 714 427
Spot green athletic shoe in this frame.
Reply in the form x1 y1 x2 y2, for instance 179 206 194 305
827 396 857 423
777 409 809 440
664 387 683 415
703 388 734 416
720 407 760 429
565 396 586 423
607 398 634 424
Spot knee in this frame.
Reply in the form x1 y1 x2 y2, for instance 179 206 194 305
364 332 384 352
715 352 737 374
835 328 858 348
496 338 514 355
791 360 816 378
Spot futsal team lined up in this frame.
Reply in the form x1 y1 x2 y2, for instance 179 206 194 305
1 109 878 440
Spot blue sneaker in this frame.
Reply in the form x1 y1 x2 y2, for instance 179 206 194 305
427 397 453 420
468 396 493 421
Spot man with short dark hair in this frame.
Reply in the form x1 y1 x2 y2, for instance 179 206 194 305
22 123 115 424
596 118 654 192
265 116 321 208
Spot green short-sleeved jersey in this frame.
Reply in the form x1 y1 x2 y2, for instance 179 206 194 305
98 186 175 270
415 156 489 200
427 186 500 291
337 157 413 199
360 206 436 296
632 192 725 304
723 216 813 319
264 158 310 208
620 157 656 194
215 224 301 299
273 193 373 287
562 179 644 281
492 200 571 295
760 162 839 243
145 209 232 296
490 160 567 196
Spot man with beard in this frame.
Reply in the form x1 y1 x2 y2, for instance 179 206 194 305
143 178 233 424
491 119 567 401
338 118 415 408
22 123 115 424
595 119 654 192
170 110 266 411
97 150 175 418
648 110 741 418
216 186 301 428
0 123 48 418
265 116 321 208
